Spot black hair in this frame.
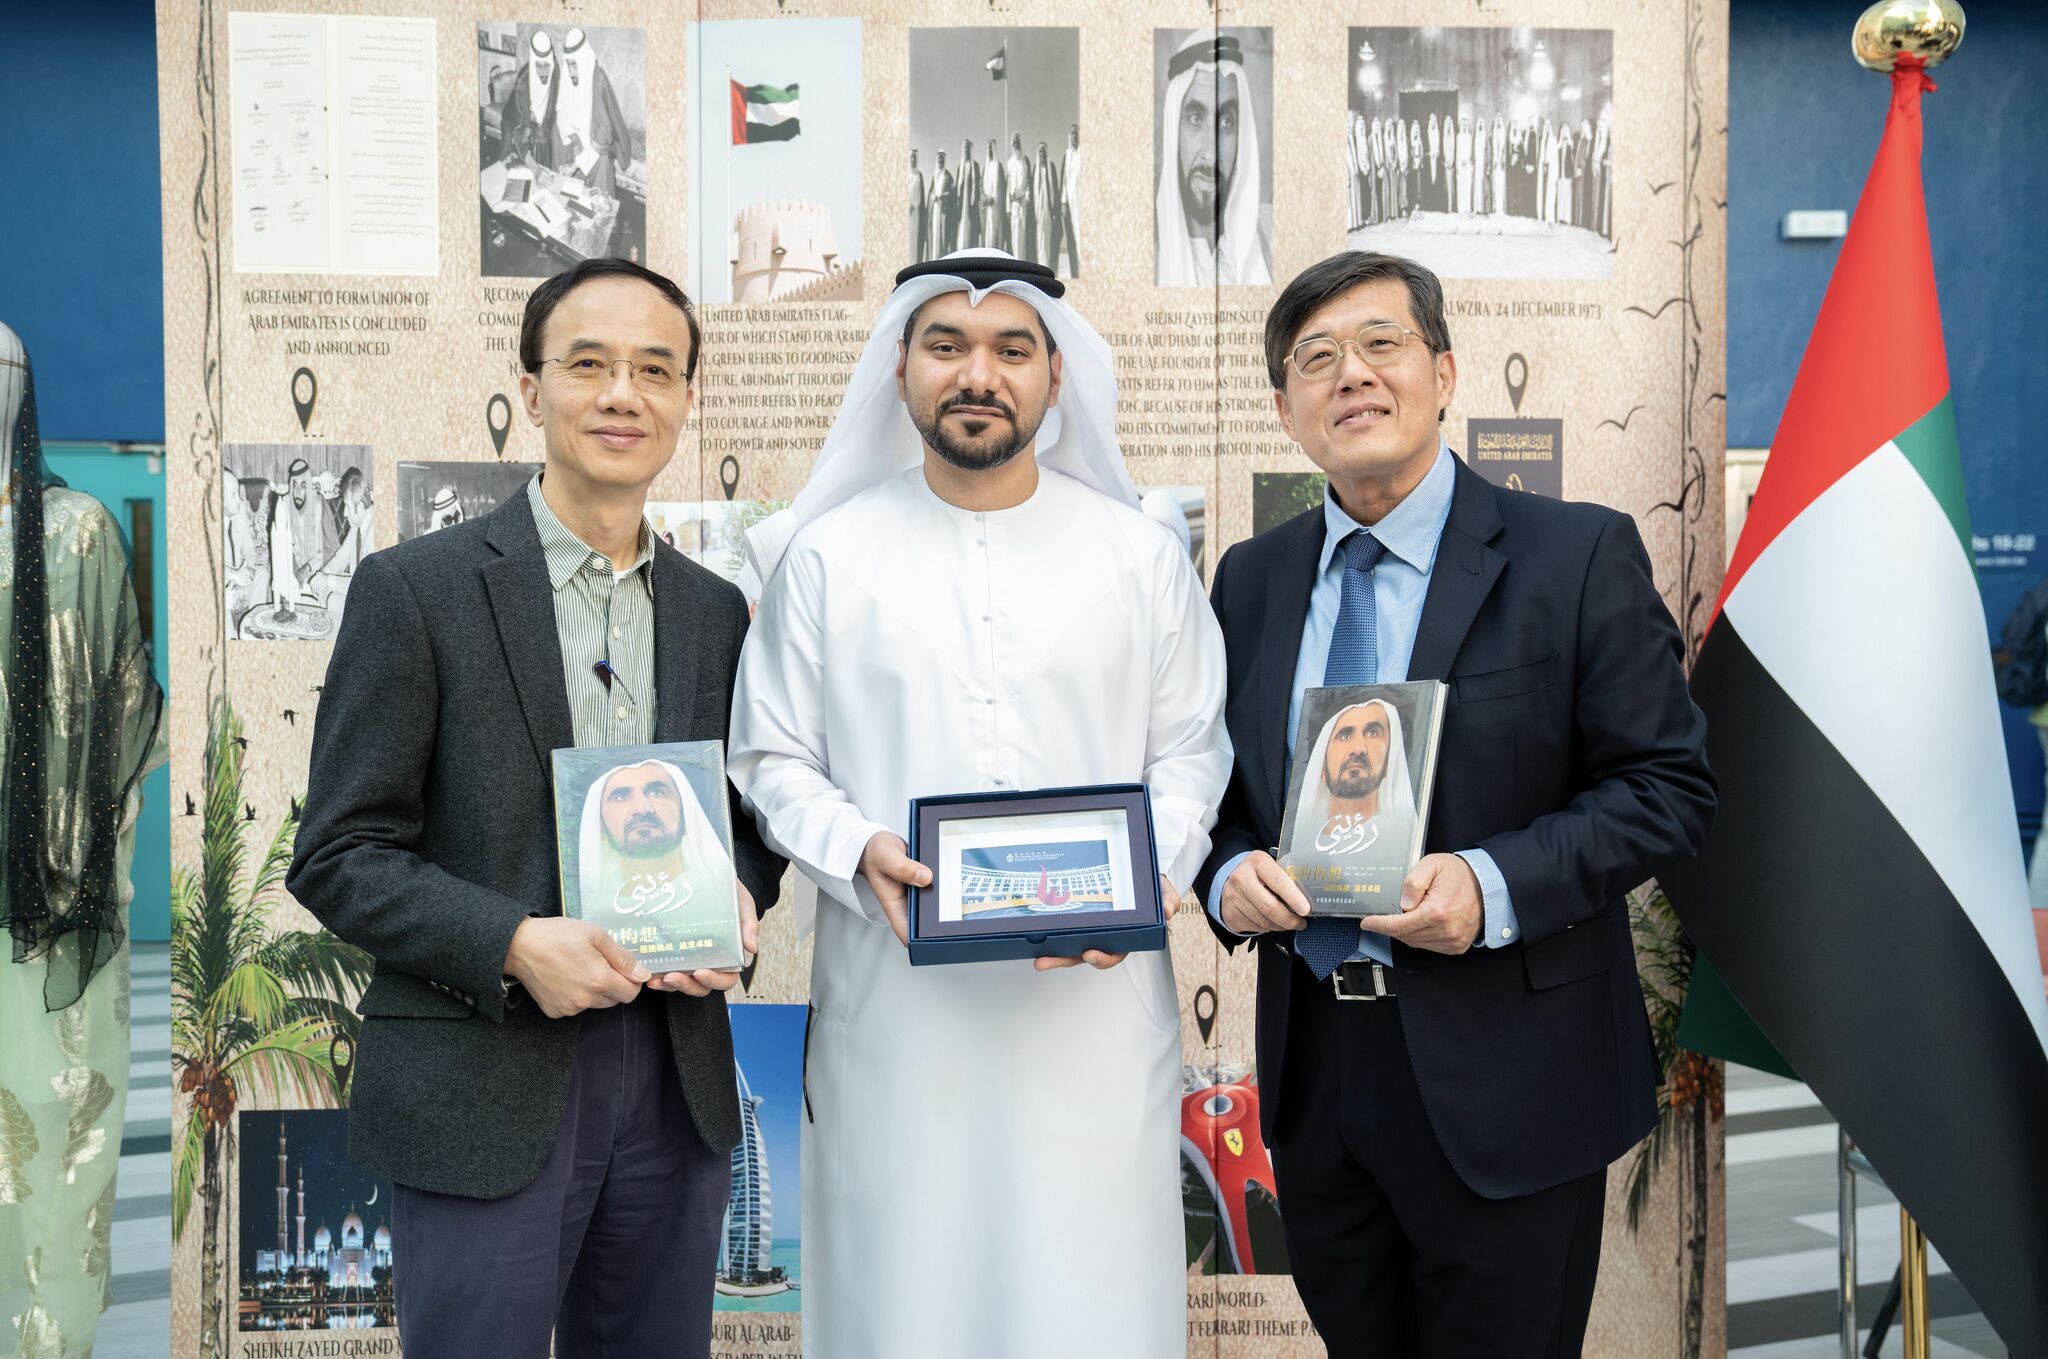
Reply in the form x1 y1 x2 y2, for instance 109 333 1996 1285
518 256 701 382
1263 252 1452 413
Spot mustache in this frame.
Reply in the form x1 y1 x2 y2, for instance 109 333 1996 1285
939 391 1016 422
623 812 666 834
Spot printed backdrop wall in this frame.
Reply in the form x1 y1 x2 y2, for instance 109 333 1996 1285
156 0 1729 1354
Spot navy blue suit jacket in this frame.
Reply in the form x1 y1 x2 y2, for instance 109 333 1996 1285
1195 458 1716 1198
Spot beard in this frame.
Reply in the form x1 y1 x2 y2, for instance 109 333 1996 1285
1179 160 1232 234
1324 755 1384 801
606 815 681 860
911 389 1047 473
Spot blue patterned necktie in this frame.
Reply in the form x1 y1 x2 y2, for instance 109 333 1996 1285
1297 531 1392 980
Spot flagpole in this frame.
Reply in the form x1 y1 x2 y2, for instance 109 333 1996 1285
733 63 741 302
1842 11 1966 1356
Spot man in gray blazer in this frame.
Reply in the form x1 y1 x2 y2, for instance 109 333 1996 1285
289 257 784 1358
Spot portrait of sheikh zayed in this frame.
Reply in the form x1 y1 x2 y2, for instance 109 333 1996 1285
575 758 735 921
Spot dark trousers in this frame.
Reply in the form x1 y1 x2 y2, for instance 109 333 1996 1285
1270 959 1606 1359
391 996 730 1358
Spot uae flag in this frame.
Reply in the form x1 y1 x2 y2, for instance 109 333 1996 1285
1662 63 2048 1356
986 47 1006 81
730 80 800 144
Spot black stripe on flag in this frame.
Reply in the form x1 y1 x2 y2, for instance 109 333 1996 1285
1662 619 2048 1358
744 119 800 144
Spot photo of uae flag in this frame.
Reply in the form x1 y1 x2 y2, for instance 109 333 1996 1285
1662 64 2048 1359
730 79 800 144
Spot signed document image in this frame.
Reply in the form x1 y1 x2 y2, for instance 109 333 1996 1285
552 741 745 972
1277 681 1446 916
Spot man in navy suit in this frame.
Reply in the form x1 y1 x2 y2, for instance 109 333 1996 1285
1196 251 1715 1357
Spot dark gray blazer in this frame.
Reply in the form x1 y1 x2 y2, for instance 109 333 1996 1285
287 494 785 1200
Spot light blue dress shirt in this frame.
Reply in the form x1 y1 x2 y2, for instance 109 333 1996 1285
1207 444 1521 960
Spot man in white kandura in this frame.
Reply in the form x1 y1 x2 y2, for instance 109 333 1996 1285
730 248 1230 1357
1156 30 1272 288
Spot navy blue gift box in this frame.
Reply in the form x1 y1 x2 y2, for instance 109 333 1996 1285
906 784 1167 966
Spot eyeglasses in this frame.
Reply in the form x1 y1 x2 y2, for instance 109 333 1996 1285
539 354 687 394
1286 323 1433 381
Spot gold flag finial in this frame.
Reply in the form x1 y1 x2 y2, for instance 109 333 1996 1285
1853 0 1966 72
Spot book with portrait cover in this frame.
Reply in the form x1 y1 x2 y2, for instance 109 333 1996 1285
552 740 745 972
1276 681 1448 916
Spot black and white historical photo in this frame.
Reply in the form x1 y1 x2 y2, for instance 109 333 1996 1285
1154 28 1273 289
908 28 1080 276
1346 27 1614 280
477 22 649 278
395 461 542 542
222 444 373 641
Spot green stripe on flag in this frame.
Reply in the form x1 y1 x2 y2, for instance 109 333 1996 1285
1892 393 1970 563
746 83 799 105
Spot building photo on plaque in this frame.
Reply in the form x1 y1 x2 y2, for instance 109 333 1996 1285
478 21 648 277
552 741 745 973
1154 27 1273 288
394 460 542 541
236 1108 397 1333
1278 681 1446 915
908 27 1080 276
690 17 864 304
222 443 372 642
1346 27 1614 280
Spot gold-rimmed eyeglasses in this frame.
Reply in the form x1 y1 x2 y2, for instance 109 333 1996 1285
539 354 687 394
1286 323 1433 381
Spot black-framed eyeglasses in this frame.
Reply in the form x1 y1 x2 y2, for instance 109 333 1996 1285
1286 323 1433 381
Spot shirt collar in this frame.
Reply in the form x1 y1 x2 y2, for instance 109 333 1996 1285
1317 440 1457 577
526 475 655 593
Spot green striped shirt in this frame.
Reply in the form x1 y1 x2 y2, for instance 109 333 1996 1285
525 476 657 749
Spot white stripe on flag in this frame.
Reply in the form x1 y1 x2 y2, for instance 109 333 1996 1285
747 99 798 127
1723 441 2048 1056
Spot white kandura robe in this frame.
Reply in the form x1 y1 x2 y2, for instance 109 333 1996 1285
731 466 1230 1358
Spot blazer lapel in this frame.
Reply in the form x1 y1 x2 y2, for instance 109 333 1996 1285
482 501 575 777
650 548 702 743
1255 510 1325 817
1408 460 1508 682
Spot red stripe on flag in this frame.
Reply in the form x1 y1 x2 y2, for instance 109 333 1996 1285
1714 65 1951 624
730 78 748 147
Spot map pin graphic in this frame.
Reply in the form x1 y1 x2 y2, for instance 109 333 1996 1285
719 454 740 502
487 393 512 457
290 367 317 432
1194 984 1218 1045
1504 353 1529 415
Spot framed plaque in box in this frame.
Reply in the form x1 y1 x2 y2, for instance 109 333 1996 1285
906 784 1166 966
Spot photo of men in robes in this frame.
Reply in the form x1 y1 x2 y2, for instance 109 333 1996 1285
1154 28 1274 289
908 150 928 260
907 26 1080 275
1281 697 1422 908
477 22 649 277
222 444 372 641
730 249 1229 1356
394 460 544 542
1344 26 1615 279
